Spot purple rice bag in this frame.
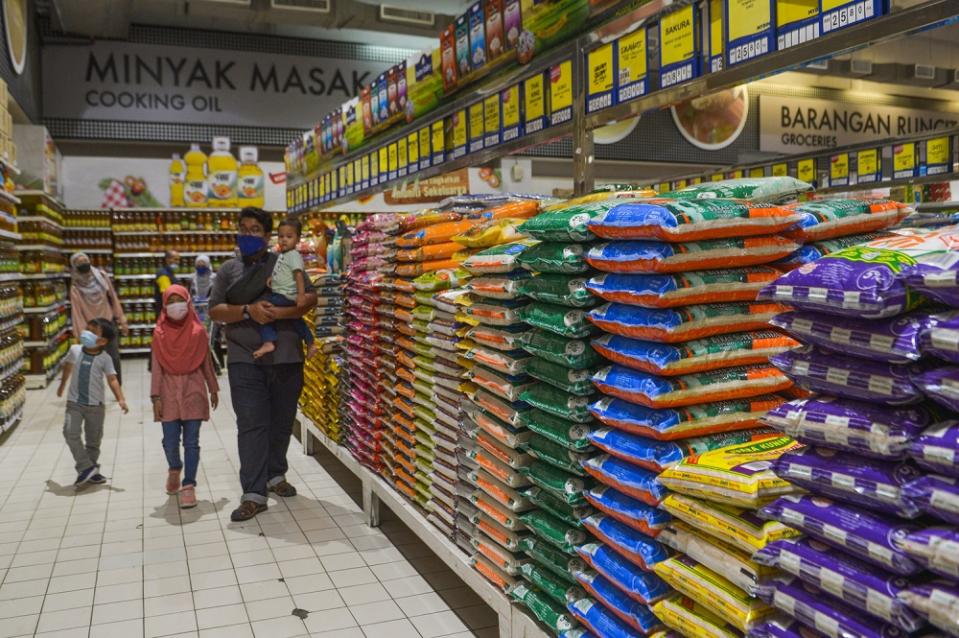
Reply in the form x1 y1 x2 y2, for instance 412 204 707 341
912 366 959 412
918 311 959 363
758 495 923 575
748 615 827 638
770 310 934 364
901 251 959 308
909 421 959 478
901 474 959 525
760 577 914 638
896 580 959 637
762 397 935 460
753 538 923 631
769 347 924 405
772 448 923 517
895 527 959 580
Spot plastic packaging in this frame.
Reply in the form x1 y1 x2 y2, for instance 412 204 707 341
586 267 782 308
520 302 594 339
586 237 800 273
588 301 789 343
518 242 590 274
909 421 959 477
519 274 598 307
785 199 908 243
661 493 799 554
582 454 669 506
520 330 601 369
581 513 671 570
662 177 813 203
584 485 671 537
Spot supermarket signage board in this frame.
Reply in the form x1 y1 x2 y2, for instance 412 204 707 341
42 41 386 128
660 6 699 88
725 0 773 66
759 95 959 154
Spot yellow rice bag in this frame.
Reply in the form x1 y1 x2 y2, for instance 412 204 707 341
652 595 741 638
452 218 527 248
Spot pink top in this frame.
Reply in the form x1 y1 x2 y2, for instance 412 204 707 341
69 268 126 332
150 352 219 422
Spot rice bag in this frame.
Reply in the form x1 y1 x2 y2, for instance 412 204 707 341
586 237 800 273
769 347 924 405
463 239 540 274
521 385 593 423
588 200 800 242
581 513 670 570
520 460 588 506
525 485 593 528
663 177 813 203
518 242 590 274
748 615 819 638
471 534 525 576
520 508 586 554
785 200 908 243
569 596 657 638
901 249 959 307
897 581 959 638
396 241 463 262
511 583 576 634
466 324 529 351
652 594 742 638
452 218 525 248
588 301 789 343
760 494 921 575
469 366 534 402
586 267 782 308
589 394 785 440
519 274 598 307
772 232 895 270
573 573 665 635
582 454 669 506
412 267 471 291
521 329 602 369
467 271 533 300
592 364 793 409
896 527 959 579
472 553 519 592
396 219 476 248
658 435 803 508
519 202 614 241
524 434 591 475
519 535 580 583
653 555 774 632
589 426 777 473
901 474 959 524
395 258 463 277
576 542 671 604
518 561 578 606
909 421 959 477
754 538 922 631
658 521 772 596
464 344 530 375
527 358 597 395
584 485 671 537
919 311 959 363
772 448 922 517
462 297 528 327
912 366 959 412
591 331 799 377
520 302 594 339
763 397 935 460
661 493 799 554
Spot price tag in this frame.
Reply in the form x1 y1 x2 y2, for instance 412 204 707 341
451 109 467 159
673 179 687 190
407 133 419 173
501 84 522 142
772 163 788 177
524 72 546 134
587 42 615 113
346 162 355 193
749 167 765 178
656 182 670 193
378 146 389 182
318 174 326 201
616 29 647 103
830 153 849 186
797 158 815 184
777 0 819 50
925 136 951 175
417 127 431 170
660 6 698 87
709 0 724 71
331 168 339 197
729 169 744 179
893 143 916 179
468 102 485 154
370 151 380 186
361 154 370 189
484 94 501 147
711 173 724 181
857 148 880 183
397 137 408 176
387 142 398 179
549 60 573 125
431 120 445 164
726 0 773 66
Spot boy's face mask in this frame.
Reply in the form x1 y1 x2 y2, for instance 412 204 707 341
80 330 100 348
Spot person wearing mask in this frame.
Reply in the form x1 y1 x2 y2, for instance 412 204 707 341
69 252 128 385
190 254 216 301
209 207 317 522
154 250 181 312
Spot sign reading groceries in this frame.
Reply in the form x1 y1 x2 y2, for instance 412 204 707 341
42 41 392 128
760 95 959 154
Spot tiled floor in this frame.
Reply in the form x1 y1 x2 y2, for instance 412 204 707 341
0 360 496 638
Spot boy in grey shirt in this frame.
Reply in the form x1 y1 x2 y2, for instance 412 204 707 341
57 318 129 487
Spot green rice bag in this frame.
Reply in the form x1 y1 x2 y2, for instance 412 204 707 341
518 242 590 274
524 485 593 528
518 273 599 308
520 329 602 369
518 202 614 241
519 302 594 338
519 509 588 554
524 408 594 452
523 434 591 476
519 561 582 606
520 460 589 506
521 385 593 423
510 583 576 633
662 176 813 203
519 536 580 583
526 358 597 396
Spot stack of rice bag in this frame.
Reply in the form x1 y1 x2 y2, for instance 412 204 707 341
756 224 959 638
300 273 347 441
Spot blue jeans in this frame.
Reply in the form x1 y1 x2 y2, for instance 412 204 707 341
162 420 201 487
258 293 314 345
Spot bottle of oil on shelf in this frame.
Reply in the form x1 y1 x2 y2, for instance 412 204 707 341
184 144 208 208
207 137 237 208
237 146 265 209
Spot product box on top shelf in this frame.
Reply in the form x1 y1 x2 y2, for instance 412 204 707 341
776 0 820 49
587 40 616 113
725 0 774 66
469 2 488 72
343 97 364 153
407 50 444 121
549 59 573 126
441 24 459 92
375 72 389 124
660 4 701 88
388 65 399 118
524 69 548 134
820 0 887 35
485 0 507 60
361 86 374 133
501 83 523 143
456 13 472 78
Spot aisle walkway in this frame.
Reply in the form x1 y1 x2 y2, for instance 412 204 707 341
0 360 495 638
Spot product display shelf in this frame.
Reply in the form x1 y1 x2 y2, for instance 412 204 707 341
25 352 66 390
23 299 66 314
298 413 549 638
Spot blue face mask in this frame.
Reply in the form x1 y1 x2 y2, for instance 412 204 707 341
196 266 210 275
168 263 178 272
237 234 267 257
80 330 99 349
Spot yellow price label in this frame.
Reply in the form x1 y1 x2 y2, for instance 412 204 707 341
657 182 670 193
927 137 950 166
661 5 696 67
710 0 723 58
419 127 431 159
673 179 687 190
431 120 445 154
749 167 765 178
778 0 818 27
830 153 848 182
378 147 388 176
728 0 772 41
452 110 467 148
397 138 408 169
588 42 614 95
550 60 573 114
407 133 419 166
618 28 647 85
388 143 398 173
370 152 379 179
361 155 370 182
502 85 520 128
319 176 325 198
772 163 788 177
346 162 354 187
690 177 702 185
469 102 485 141
857 149 878 177
484 95 500 134
524 73 545 122
730 169 744 179
894 143 916 175
711 173 724 181
797 159 815 183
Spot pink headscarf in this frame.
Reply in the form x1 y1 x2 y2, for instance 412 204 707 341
152 284 209 374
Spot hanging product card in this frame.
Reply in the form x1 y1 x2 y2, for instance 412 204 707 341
361 154 370 190
388 143 398 180
749 167 765 177
332 168 340 198
407 132 419 175
587 42 615 113
524 71 547 133
777 0 820 49
711 173 724 181
830 152 849 186
469 102 486 153
397 137 408 177
616 28 647 104
821 0 887 35
729 169 744 178
797 158 815 184
484 94 501 147
346 162 355 194
371 151 380 186
924 136 952 175
549 60 573 125
418 127 432 170
673 179 688 189
709 0 724 71
501 84 522 142
451 110 468 159
857 148 880 183
772 163 788 176
378 146 389 183
894 142 917 179
660 6 699 88
657 182 670 193
725 0 773 66
432 120 446 164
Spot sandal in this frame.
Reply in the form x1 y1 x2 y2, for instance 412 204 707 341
230 500 267 522
267 480 297 497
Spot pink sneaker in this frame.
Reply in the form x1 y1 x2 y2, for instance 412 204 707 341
179 485 197 509
166 469 181 495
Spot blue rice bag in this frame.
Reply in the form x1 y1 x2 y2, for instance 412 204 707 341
569 595 660 638
584 485 671 537
581 513 671 570
573 571 665 635
576 542 671 604
581 454 669 506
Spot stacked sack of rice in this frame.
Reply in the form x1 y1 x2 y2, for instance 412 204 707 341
300 272 347 441
756 224 959 638
372 238 400 485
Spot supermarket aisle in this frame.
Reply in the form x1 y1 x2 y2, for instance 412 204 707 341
0 360 495 638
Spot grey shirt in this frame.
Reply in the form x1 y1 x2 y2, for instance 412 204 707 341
66 344 116 406
210 255 316 365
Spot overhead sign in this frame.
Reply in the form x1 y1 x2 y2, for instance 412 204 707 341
42 41 390 129
760 95 959 154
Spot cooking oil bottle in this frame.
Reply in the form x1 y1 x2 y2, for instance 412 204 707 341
207 137 237 207
237 146 265 209
184 144 208 208
169 153 185 207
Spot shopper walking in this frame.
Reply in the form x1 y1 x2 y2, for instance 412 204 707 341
154 249 181 311
69 252 128 384
209 207 317 522
151 284 219 509
190 254 216 300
